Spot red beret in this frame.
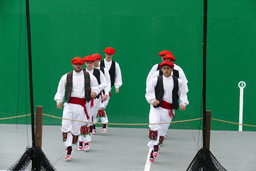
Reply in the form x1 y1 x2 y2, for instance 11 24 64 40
83 55 97 62
71 57 84 65
163 53 176 61
92 53 102 60
158 50 172 56
159 61 174 68
104 47 116 54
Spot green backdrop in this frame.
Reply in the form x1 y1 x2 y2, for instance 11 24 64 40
0 0 255 131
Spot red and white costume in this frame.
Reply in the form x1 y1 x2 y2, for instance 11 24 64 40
54 70 99 148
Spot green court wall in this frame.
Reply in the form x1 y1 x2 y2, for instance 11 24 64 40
0 0 255 131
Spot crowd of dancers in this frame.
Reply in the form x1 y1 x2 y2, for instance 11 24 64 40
54 48 189 163
54 47 122 160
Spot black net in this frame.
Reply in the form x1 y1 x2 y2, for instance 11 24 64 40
187 148 227 171
8 146 56 171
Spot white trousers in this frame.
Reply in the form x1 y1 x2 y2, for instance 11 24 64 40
78 132 91 143
88 97 100 125
61 102 87 147
102 95 110 109
147 105 174 150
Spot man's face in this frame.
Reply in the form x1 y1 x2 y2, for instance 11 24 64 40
94 59 100 67
72 63 83 72
85 61 94 70
105 53 113 60
161 65 173 77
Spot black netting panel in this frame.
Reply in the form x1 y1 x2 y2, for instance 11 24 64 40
8 146 56 171
187 148 227 171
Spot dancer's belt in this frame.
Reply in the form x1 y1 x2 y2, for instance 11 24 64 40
160 100 175 118
68 97 89 120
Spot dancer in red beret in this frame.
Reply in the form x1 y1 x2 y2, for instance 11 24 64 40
54 57 100 161
145 61 189 163
100 47 122 93
75 55 108 151
99 47 123 132
92 53 111 133
146 50 188 96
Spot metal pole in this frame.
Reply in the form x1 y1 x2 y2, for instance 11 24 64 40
238 81 246 131
25 0 35 148
202 0 208 170
202 0 208 150
25 0 36 170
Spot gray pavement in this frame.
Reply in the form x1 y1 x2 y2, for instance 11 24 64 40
0 124 255 171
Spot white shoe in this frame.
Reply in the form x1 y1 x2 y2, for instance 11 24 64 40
101 128 107 133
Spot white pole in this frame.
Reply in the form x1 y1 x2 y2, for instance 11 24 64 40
238 81 246 131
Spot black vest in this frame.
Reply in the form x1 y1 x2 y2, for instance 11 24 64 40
154 75 179 110
157 64 179 78
65 71 91 103
93 68 101 85
92 68 102 98
100 60 116 87
99 66 105 74
99 66 106 95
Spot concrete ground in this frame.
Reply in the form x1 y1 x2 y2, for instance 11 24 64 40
0 124 255 171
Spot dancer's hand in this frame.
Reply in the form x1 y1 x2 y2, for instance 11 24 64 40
153 100 160 106
91 91 97 98
102 95 108 101
115 88 119 93
57 102 62 109
180 105 186 111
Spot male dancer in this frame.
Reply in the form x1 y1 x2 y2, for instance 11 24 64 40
54 57 100 160
145 61 189 163
92 53 111 133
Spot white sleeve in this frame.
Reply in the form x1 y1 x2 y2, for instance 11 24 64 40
145 77 158 105
89 73 100 95
114 62 122 88
146 70 160 87
99 70 108 91
146 64 158 86
54 74 67 103
174 64 189 93
103 68 111 95
178 79 189 106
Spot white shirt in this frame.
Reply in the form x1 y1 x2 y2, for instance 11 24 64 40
94 66 111 95
54 70 100 103
100 59 122 88
146 63 188 93
145 75 189 106
85 68 108 92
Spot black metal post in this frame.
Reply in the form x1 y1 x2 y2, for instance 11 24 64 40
202 0 208 170
25 1 36 170
25 0 35 148
187 1 226 170
202 0 208 150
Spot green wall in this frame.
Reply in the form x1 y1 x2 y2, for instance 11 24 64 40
0 0 255 131
207 0 256 131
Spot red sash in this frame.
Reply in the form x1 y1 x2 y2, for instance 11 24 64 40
160 100 175 118
69 97 89 120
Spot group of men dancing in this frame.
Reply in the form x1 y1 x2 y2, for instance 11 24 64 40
54 47 122 160
145 50 189 163
54 48 189 163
